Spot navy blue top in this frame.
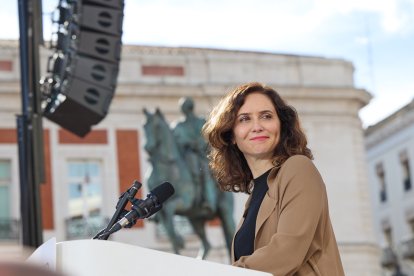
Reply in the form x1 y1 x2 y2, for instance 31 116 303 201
234 169 271 261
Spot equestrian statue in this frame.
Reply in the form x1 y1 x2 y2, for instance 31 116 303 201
142 97 235 260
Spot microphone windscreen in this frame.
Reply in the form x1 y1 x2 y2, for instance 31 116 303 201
151 182 175 203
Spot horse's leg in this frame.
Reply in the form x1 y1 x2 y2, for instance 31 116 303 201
217 212 235 258
188 217 211 260
160 203 185 253
217 194 236 259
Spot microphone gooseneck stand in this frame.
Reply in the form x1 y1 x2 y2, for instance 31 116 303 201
93 180 142 240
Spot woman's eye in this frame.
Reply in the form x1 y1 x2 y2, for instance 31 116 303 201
262 113 272 119
239 116 250 122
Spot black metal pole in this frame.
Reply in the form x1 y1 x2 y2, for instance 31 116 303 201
17 0 44 247
17 0 30 114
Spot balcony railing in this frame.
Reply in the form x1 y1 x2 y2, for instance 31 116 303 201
381 247 398 269
65 216 110 240
402 238 414 261
0 218 20 241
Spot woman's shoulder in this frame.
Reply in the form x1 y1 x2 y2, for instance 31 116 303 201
268 155 323 198
278 155 322 186
269 155 313 180
281 155 314 170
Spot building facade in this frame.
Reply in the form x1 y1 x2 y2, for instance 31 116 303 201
365 100 414 275
0 39 380 274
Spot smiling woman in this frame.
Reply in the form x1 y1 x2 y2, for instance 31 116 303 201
203 82 312 193
232 93 281 174
202 82 345 276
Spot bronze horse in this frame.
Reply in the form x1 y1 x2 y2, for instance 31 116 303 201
143 108 235 259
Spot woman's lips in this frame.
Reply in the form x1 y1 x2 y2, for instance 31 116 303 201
250 136 268 141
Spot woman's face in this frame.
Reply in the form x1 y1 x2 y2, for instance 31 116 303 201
232 92 281 163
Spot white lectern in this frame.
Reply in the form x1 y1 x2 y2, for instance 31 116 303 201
55 240 271 276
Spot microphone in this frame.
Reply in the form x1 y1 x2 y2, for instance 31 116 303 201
93 180 142 240
106 182 175 235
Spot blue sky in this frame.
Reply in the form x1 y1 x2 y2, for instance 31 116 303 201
1 0 413 128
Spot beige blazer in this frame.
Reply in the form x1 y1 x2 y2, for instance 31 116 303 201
232 155 345 276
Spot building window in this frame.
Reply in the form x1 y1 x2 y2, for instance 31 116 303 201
409 218 414 234
401 218 414 260
65 159 107 239
0 159 18 240
376 163 387 202
384 227 393 247
381 226 400 269
400 151 412 191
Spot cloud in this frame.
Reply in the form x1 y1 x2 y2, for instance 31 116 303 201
0 3 19 39
308 0 414 34
120 0 414 51
122 0 332 49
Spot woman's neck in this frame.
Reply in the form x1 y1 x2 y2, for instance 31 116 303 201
246 159 274 179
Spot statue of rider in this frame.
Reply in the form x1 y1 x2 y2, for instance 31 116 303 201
172 97 217 216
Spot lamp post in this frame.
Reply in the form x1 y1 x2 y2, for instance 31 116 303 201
17 0 45 247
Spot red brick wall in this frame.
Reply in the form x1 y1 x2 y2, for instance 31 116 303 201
0 128 54 229
142 65 184 76
41 130 54 229
208 217 221 226
0 129 17 143
59 129 108 144
116 130 143 227
0 60 12 71
0 128 145 230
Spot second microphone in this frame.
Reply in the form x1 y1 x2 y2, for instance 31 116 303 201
108 182 175 235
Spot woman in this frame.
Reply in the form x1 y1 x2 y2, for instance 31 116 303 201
202 82 344 275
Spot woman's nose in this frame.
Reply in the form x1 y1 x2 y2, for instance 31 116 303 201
252 119 263 132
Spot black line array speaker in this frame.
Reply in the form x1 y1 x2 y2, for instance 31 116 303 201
42 0 124 137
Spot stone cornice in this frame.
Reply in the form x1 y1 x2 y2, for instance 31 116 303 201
121 44 349 63
108 84 371 117
115 83 370 102
1 39 350 64
0 40 18 48
0 82 20 93
0 81 371 111
365 99 414 149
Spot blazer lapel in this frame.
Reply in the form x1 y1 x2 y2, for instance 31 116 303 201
232 167 280 260
255 193 277 238
255 167 280 239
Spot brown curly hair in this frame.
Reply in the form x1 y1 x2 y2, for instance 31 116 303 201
202 82 313 194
